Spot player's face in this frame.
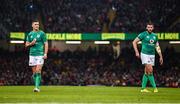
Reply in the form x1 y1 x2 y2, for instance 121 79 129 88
32 22 39 31
146 25 154 33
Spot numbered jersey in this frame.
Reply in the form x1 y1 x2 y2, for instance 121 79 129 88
138 31 158 55
26 30 47 56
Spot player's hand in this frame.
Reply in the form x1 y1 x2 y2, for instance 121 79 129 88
31 39 36 46
135 52 140 58
159 57 163 65
43 54 47 59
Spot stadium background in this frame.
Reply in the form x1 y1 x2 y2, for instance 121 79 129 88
0 0 180 103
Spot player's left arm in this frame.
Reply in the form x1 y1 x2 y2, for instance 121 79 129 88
42 32 48 59
156 41 163 65
44 42 48 59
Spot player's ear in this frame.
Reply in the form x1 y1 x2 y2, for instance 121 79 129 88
152 25 154 29
32 22 34 28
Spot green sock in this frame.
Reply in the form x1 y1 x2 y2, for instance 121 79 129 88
35 73 41 89
35 73 39 88
148 74 156 88
32 73 36 83
38 73 41 87
142 74 148 89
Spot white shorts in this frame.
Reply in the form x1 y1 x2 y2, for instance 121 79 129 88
141 53 155 66
29 56 44 66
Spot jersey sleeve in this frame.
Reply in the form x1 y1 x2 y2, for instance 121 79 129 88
42 32 47 44
26 33 31 42
156 34 158 41
137 33 145 40
155 34 159 45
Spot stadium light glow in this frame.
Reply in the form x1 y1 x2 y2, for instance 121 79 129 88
66 41 81 44
10 40 24 44
169 41 180 44
94 41 110 44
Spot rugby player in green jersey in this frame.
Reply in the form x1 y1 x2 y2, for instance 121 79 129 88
132 22 163 93
25 20 48 92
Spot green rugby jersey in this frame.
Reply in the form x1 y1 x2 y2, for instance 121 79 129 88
137 31 158 55
26 30 47 56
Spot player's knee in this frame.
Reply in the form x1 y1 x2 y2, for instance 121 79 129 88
32 67 36 73
149 69 153 74
149 66 153 73
35 65 42 73
145 65 152 74
35 68 41 73
144 68 149 74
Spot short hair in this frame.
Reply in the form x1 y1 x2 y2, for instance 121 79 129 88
32 19 39 23
146 21 154 26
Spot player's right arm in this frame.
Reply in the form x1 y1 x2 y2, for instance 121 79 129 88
25 39 36 47
25 34 36 47
132 37 141 58
133 33 145 58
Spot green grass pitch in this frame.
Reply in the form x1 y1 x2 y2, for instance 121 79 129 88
0 86 180 103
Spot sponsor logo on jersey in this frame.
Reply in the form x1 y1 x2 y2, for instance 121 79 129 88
149 39 154 44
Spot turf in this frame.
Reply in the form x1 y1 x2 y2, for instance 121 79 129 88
0 86 180 103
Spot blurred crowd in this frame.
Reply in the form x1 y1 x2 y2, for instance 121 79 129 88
41 0 109 32
0 0 179 39
110 0 179 32
0 46 179 88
